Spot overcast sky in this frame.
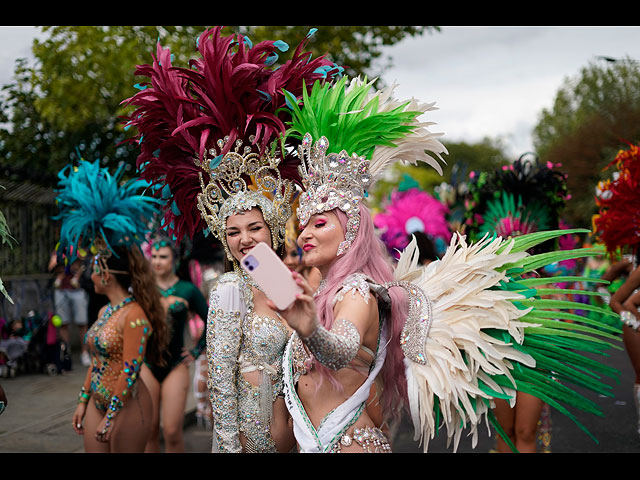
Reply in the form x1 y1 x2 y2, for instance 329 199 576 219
2 26 640 158
378 26 640 157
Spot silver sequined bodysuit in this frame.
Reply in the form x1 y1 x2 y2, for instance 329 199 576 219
206 271 291 453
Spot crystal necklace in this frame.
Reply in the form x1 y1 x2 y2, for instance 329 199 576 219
158 277 179 297
102 296 135 320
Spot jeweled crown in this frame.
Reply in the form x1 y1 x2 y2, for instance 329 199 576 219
296 133 372 255
195 136 295 259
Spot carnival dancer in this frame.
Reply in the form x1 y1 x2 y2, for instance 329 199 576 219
593 142 640 435
121 26 341 452
271 74 620 453
462 156 571 453
57 159 169 453
139 232 209 452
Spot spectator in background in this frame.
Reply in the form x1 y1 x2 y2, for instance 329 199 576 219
0 382 6 416
48 251 91 367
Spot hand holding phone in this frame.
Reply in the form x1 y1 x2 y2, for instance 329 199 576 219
241 242 303 310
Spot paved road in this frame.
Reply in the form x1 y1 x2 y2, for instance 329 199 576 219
1 338 639 454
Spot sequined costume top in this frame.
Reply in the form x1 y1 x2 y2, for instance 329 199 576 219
82 301 152 413
206 271 291 453
282 273 392 453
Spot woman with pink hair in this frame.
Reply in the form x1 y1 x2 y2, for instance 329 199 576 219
273 204 409 452
271 75 620 453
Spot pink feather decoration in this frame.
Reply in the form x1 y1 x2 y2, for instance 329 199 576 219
374 188 452 257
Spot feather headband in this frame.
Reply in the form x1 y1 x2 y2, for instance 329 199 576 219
464 155 569 254
593 142 640 259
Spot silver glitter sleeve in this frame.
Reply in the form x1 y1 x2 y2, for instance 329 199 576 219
206 275 246 453
301 318 361 370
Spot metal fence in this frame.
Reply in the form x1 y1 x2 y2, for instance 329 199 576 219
0 180 58 321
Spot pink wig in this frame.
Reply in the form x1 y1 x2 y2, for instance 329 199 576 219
312 204 409 421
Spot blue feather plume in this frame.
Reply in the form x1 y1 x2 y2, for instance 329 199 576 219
54 159 161 262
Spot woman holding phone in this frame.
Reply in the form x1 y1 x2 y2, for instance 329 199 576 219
122 27 340 452
271 75 620 453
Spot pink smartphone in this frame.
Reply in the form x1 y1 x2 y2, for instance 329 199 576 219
240 242 303 310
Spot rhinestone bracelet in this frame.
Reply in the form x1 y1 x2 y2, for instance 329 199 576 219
621 310 640 331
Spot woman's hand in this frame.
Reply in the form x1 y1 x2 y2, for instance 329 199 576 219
72 402 86 435
95 412 116 443
266 271 318 338
181 348 196 365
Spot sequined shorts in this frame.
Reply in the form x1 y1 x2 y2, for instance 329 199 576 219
330 426 392 453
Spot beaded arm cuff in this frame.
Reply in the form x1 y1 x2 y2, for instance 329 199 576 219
301 319 361 370
206 277 245 453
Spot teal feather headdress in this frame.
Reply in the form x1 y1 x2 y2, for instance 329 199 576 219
54 159 161 264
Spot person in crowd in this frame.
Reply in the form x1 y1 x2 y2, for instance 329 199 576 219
593 142 640 437
140 235 209 453
48 252 91 367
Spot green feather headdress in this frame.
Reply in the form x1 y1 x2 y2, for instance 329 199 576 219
283 76 447 254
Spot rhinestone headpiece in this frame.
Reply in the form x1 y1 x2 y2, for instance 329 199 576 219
195 136 295 261
296 133 372 256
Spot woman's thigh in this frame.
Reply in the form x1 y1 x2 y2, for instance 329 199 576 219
513 391 544 432
83 400 110 453
623 326 640 381
160 363 189 431
110 382 153 453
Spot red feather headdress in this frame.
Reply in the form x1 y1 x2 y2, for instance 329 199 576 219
593 142 640 258
122 26 340 246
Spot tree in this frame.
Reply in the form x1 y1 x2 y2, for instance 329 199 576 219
532 57 640 228
0 26 438 185
370 136 510 206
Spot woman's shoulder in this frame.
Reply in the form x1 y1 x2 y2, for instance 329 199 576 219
333 272 373 306
122 302 149 324
209 271 252 304
214 271 244 287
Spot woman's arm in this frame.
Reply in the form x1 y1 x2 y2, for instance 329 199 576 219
610 266 640 315
276 272 377 371
206 278 245 453
602 258 633 282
